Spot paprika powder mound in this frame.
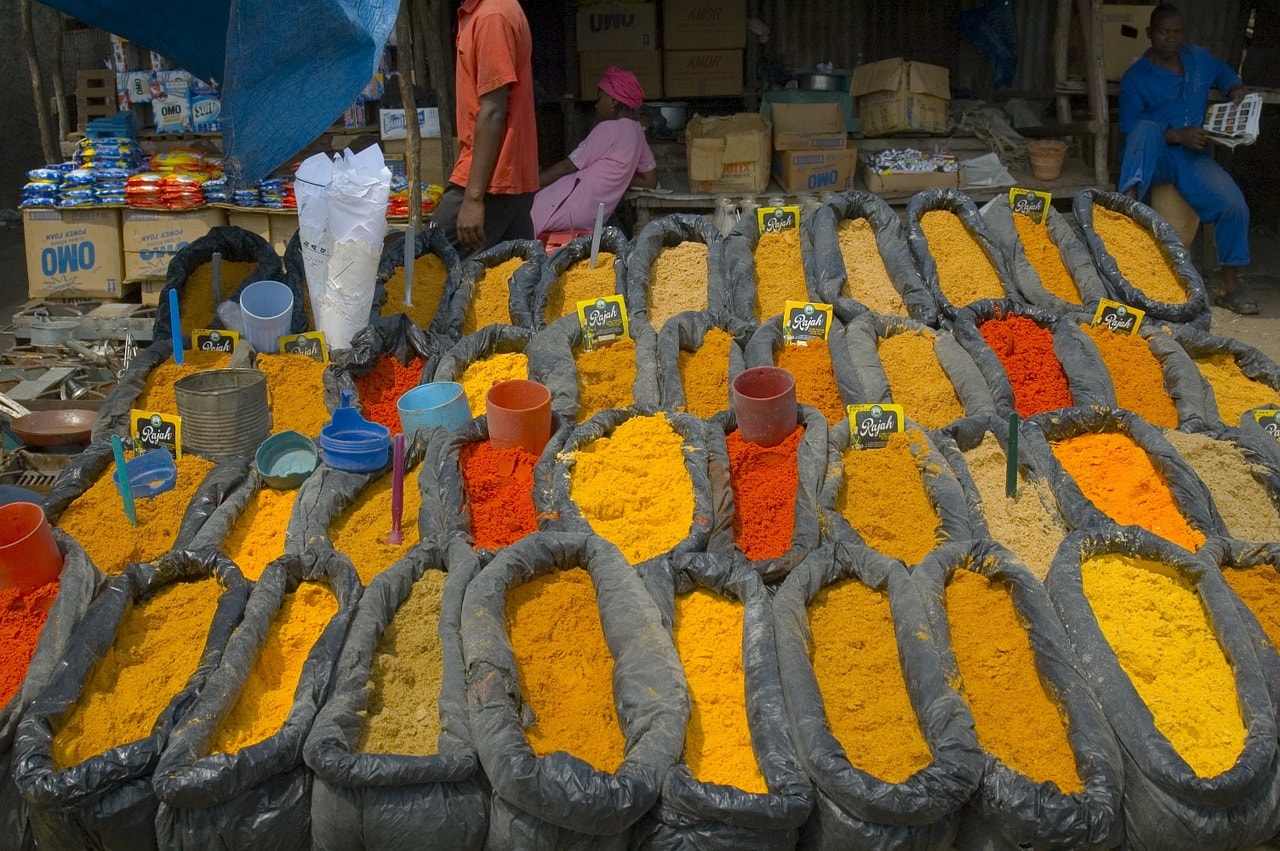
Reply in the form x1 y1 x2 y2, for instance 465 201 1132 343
979 314 1074 418
919 210 1006 307
574 339 638 424
877 331 966 429
0 579 58 707
1194 352 1280 426
355 356 425 435
460 352 528 418
1222 564 1280 654
462 256 524 335
1081 324 1179 428
678 327 735 419
752 229 809 322
726 426 801 561
776 340 846 426
330 463 424 584
837 429 941 566
137 350 232 414
259 352 331 436
543 253 617 325
837 218 906 315
1090 205 1186 304
648 241 710 330
382 252 449 329
461 440 539 551
1012 215 1081 305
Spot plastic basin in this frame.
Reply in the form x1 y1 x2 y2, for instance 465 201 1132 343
255 430 319 489
110 448 178 499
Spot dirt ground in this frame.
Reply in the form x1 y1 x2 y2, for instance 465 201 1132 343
1199 224 1280 360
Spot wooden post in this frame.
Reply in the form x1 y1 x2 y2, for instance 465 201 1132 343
1053 0 1073 128
21 0 56 164
395 1 423 231
51 11 68 145
424 0 456 171
1086 0 1109 186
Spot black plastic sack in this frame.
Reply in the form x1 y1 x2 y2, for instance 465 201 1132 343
907 189 1022 319
371 226 462 331
527 228 630 331
460 531 689 848
12 552 250 851
704 405 828 583
743 316 864 422
952 299 1114 417
151 551 361 850
843 312 997 426
1045 527 1280 850
806 190 939 326
447 239 546 333
1025 405 1226 544
153 226 292 345
631 552 811 848
981 196 1109 316
914 540 1124 851
304 539 488 850
328 313 443 419
771 544 983 849
724 216 827 325
1073 189 1210 329
431 324 534 393
525 313 660 422
1161 322 1280 430
624 214 731 335
655 310 756 416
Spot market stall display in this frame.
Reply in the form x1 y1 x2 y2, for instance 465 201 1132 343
531 229 629 329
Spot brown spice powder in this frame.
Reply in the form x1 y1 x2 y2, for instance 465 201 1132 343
753 230 808 322
877 331 965 429
648 242 710 330
837 218 906 315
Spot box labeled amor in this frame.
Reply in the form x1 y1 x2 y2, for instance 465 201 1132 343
577 2 658 51
685 112 771 194
664 49 743 97
850 58 951 136
24 207 127 299
662 0 746 50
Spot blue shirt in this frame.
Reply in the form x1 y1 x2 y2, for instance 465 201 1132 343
1118 44 1241 136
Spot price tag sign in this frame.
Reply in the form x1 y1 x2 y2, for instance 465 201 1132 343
783 301 833 345
1090 299 1145 335
130 409 182 458
847 403 904 450
192 328 238 353
279 331 328 362
757 205 800 234
1253 409 1280 440
576 295 629 349
1008 187 1051 225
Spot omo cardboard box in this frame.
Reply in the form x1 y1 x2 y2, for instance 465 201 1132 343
122 207 227 282
663 0 746 50
773 148 859 194
580 51 662 100
664 50 743 98
686 112 771 195
24 207 127 299
850 58 951 137
1102 5 1154 81
577 2 658 51
772 102 847 150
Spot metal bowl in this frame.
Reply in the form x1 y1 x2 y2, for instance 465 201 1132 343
797 73 840 92
647 101 690 131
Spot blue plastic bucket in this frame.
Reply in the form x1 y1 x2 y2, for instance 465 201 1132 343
397 382 471 435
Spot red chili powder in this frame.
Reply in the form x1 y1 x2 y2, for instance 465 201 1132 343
978 314 1073 417
356 356 425 435
461 440 539 551
0 579 58 706
727 426 802 560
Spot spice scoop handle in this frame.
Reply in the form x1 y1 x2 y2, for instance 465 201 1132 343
388 433 405 545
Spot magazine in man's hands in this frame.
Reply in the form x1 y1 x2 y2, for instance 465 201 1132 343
1204 92 1262 148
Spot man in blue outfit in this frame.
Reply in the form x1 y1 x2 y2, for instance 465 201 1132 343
1118 3 1255 314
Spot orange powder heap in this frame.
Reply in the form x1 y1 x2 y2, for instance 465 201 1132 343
753 230 808 321
330 464 424 584
1222 564 1280 652
575 339 637 423
463 256 524 334
919 210 1006 306
1091 206 1186 304
136 350 232 414
877 331 966 429
679 328 734 418
1080 324 1179 428
222 487 298 581
776 340 845 425
1012 215 1081 304
837 430 940 566
544 254 617 324
258 353 330 436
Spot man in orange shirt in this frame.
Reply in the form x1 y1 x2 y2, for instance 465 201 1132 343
432 0 539 258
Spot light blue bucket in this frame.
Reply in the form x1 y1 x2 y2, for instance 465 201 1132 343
239 280 293 354
397 382 471 435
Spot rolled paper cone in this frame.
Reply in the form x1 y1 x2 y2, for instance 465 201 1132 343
1006 411 1019 499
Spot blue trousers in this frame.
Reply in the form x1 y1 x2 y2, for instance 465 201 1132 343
1118 120 1250 266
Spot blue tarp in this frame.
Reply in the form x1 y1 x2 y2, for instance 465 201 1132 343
37 0 400 185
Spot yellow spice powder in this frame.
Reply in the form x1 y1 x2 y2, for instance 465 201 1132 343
462 257 524 334
678 328 734 419
258 353 331 436
180 260 261 332
919 210 1006 306
330 463 424 584
753 230 808 322
1194 352 1280 426
648 241 709 330
1082 552 1245 777
877 331 966 429
460 352 529 417
837 430 941 566
544 253 617 324
136 350 232 414
837 218 907 315
1091 205 1186 304
575 339 637 424
222 486 298 581
382 252 449 330
673 589 767 793
1012 215 1081 304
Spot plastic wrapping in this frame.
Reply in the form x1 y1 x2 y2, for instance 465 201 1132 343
914 540 1123 851
1161 322 1280 430
12 552 250 850
459 531 689 847
655 310 756 415
743 316 864 416
623 214 731 335
806 190 939 326
1044 527 1280 850
724 217 825 326
525 314 660 422
304 539 488 850
906 189 1022 319
444 239 546 333
370 226 462 332
771 544 983 849
151 552 361 849
527 228 630 331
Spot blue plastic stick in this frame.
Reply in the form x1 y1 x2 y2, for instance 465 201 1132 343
169 287 184 365
111 435 138 527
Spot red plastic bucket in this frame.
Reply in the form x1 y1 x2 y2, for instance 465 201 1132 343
731 366 798 448
487 380 553 456
0 502 63 591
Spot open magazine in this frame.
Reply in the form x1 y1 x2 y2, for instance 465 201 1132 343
1204 92 1262 148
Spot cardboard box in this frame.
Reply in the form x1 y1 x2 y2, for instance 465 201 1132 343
1102 5 1153 81
580 50 662 100
664 50 743 98
141 278 164 306
771 102 847 150
378 106 442 140
383 137 446 187
685 112 771 194
268 211 299 258
859 159 964 194
226 208 271 242
24 208 128 299
850 58 951 137
663 0 746 50
577 2 658 51
122 207 227 282
773 148 859 194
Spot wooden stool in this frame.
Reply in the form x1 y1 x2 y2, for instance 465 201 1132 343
1150 184 1200 247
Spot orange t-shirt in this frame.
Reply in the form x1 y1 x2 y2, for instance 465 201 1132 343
451 0 539 194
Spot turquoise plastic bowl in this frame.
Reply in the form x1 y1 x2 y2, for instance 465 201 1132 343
255 430 319 489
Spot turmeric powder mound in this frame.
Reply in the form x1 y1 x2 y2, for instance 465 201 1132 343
137 350 232 414
382 252 449 329
1091 205 1186 304
836 218 906 315
575 338 638 423
1082 552 1245 777
462 257 524 334
809 578 932 783
1051 431 1204 551
222 486 299 581
57 453 215 575
52 577 222 768
877 331 965 429
1012 215 1081 304
210 582 339 754
678 328 734 418
507 567 625 771
460 352 529 417
570 413 694 564
543 253 617 324
919 210 1006 307
1222 564 1280 653
258 352 330 436
179 260 261 332
674 589 767 793
358 570 447 756
1080 324 1179 428
837 429 940 566
752 230 808 322
648 241 709 330
330 463 424 584
776 339 846 425
1193 352 1280 426
945 569 1083 792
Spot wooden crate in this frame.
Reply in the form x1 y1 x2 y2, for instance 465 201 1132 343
76 70 117 130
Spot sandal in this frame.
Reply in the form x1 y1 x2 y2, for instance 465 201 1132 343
1213 290 1259 315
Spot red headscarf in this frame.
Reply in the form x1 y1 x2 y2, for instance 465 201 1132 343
599 67 644 110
